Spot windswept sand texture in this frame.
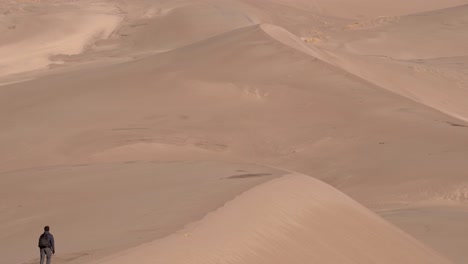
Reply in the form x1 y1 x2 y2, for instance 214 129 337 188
91 174 451 264
1 0 468 264
0 1 122 79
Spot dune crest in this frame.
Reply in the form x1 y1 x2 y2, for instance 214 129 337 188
93 174 451 264
261 21 468 122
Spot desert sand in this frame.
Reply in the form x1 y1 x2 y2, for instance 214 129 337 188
1 0 468 264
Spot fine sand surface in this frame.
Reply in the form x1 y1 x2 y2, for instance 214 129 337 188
1 161 284 264
90 174 451 264
1 0 468 264
381 205 468 264
0 0 122 79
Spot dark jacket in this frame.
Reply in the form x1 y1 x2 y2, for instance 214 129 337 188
38 231 55 250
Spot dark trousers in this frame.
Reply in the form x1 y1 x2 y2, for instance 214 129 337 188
40 248 52 264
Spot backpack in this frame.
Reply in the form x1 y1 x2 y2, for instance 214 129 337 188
39 234 50 248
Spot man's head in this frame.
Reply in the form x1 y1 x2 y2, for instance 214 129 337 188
44 226 50 232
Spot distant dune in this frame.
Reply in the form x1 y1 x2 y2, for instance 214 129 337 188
1 1 468 264
0 1 122 79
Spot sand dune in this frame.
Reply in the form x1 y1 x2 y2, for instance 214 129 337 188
1 0 468 264
257 0 468 19
315 5 468 120
260 11 468 121
112 0 258 52
381 206 468 264
2 21 466 203
337 5 468 59
0 161 284 264
0 1 122 79
91 174 451 264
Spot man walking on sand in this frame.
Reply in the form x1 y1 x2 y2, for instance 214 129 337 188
38 226 55 264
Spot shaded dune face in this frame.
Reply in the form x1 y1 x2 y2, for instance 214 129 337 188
1 1 468 264
0 162 284 264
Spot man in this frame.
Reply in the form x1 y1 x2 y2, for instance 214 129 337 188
38 226 55 264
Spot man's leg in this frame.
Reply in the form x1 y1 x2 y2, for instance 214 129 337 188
39 249 45 264
45 248 52 264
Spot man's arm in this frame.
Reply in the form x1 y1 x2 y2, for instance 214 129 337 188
50 235 55 253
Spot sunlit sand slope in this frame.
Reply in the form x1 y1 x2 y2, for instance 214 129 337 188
93 174 451 264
